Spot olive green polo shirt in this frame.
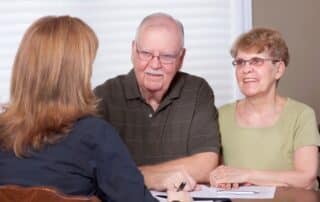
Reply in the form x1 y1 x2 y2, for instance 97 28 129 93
219 98 320 170
94 70 220 166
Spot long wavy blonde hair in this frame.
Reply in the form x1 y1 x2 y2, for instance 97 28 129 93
0 16 99 157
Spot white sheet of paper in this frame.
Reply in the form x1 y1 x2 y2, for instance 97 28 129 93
151 185 276 201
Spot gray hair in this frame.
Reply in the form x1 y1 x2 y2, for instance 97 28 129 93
135 12 184 48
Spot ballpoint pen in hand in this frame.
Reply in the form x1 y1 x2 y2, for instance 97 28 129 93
176 182 186 192
169 182 188 202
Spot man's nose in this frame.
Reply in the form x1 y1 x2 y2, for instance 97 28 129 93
149 55 161 68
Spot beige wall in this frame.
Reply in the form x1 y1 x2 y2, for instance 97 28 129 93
252 0 320 123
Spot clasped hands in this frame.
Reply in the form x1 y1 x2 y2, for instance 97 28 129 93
209 165 251 189
160 165 250 191
155 165 251 201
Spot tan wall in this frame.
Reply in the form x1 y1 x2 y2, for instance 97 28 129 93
252 0 320 123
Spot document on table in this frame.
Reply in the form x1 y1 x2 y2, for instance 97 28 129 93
151 185 276 201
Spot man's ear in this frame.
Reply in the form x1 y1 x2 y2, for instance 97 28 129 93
131 40 136 51
131 40 136 62
178 48 186 70
275 60 286 80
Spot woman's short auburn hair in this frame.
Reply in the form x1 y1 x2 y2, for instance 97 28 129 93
230 27 290 66
0 15 99 156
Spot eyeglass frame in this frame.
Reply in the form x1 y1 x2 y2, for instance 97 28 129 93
232 57 280 68
135 44 183 64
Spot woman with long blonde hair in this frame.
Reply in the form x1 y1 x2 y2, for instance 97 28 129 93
0 15 191 202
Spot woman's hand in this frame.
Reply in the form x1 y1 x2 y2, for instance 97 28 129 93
210 165 250 188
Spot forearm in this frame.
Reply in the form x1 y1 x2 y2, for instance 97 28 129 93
248 146 319 189
247 169 317 189
212 147 319 190
140 152 218 190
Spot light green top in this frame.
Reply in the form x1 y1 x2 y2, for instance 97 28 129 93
219 98 320 170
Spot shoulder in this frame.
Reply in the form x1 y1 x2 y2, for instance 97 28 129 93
73 116 119 142
94 74 128 96
76 116 113 128
284 98 320 149
178 72 209 86
282 98 318 136
178 72 213 95
218 102 236 125
219 102 236 115
286 98 316 118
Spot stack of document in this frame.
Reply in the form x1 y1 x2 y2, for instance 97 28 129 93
151 185 275 201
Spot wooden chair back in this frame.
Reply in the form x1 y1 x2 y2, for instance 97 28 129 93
0 185 101 202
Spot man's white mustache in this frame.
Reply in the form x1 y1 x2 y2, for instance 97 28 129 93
145 70 164 76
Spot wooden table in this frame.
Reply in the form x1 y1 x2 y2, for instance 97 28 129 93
232 187 320 202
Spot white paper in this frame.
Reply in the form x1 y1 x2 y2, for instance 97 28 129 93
151 185 276 201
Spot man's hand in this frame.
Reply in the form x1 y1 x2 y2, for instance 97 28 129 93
167 190 193 202
162 168 197 191
141 166 197 191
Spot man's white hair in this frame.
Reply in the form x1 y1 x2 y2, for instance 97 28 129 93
135 12 184 48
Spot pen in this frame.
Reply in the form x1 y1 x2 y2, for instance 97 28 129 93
176 182 186 192
216 190 258 195
156 194 231 202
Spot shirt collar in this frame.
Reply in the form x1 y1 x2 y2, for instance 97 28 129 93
124 69 141 100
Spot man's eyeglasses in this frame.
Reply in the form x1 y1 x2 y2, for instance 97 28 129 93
232 57 280 68
136 46 181 64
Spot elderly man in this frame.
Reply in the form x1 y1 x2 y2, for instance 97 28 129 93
94 12 220 191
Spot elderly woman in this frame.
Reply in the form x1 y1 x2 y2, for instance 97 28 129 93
210 27 320 189
0 16 191 202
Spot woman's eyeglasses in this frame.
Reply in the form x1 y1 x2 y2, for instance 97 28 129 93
232 57 280 68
